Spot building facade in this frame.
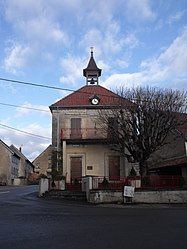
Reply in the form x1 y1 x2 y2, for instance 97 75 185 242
149 117 187 181
32 145 52 175
0 141 34 185
10 145 34 185
50 51 132 184
0 140 13 185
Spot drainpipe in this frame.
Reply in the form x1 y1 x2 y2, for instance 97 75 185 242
57 107 60 171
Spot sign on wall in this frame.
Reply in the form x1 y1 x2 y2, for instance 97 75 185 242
124 186 135 197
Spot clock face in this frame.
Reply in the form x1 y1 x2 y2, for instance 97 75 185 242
91 98 99 105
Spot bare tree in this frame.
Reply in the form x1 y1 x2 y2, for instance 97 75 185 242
97 87 187 176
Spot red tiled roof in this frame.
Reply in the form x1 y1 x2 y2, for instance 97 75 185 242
50 85 131 108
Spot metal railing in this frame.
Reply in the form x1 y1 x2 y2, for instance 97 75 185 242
61 128 107 140
91 175 184 190
92 176 128 190
140 175 184 189
49 175 185 191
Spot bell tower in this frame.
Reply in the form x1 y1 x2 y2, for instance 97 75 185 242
83 47 102 85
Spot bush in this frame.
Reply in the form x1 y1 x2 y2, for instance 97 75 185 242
101 177 109 188
129 167 137 177
39 174 48 179
50 168 65 181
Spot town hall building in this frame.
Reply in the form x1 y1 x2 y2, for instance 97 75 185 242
49 50 133 185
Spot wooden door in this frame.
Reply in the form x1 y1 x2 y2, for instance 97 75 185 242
109 156 120 180
70 157 82 182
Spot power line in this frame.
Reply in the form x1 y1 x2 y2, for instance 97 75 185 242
0 77 73 92
0 102 49 113
0 101 99 116
0 76 122 100
0 76 186 107
0 123 51 140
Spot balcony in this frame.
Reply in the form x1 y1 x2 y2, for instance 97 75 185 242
60 128 107 144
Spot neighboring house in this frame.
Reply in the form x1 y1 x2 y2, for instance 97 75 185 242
0 140 31 185
10 145 34 185
149 114 187 182
49 51 133 184
32 145 52 175
0 139 14 185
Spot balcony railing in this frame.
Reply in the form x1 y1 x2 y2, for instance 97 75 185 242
61 128 107 140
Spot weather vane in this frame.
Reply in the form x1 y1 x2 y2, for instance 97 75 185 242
90 46 94 54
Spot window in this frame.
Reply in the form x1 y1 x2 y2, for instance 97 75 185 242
87 74 98 85
70 118 82 138
108 117 118 141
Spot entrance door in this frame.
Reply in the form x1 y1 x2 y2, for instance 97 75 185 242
70 157 82 183
109 156 120 180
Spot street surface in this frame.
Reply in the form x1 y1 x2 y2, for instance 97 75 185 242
0 185 187 249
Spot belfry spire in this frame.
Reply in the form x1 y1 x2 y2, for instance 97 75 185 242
83 47 102 85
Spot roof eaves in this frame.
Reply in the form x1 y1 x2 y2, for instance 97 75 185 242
32 145 52 163
0 140 14 154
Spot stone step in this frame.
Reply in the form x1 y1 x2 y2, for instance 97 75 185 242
46 190 87 201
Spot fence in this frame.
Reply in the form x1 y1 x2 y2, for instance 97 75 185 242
48 175 184 192
140 175 184 189
91 175 184 190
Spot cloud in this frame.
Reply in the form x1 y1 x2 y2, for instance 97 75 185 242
116 59 129 69
123 33 139 48
97 60 111 73
0 122 51 161
3 0 139 75
88 0 114 24
141 27 187 79
59 55 86 86
2 0 69 74
103 72 143 89
15 102 50 117
4 0 68 44
20 17 68 45
125 0 156 22
79 28 103 57
168 10 186 25
103 27 187 90
4 44 32 74
80 27 139 59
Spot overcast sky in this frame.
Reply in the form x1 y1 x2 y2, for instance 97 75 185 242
0 0 187 161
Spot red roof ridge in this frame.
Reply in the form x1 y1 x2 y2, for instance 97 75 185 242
49 84 125 108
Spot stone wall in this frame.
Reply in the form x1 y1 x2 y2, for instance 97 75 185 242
88 189 187 204
33 145 52 175
0 142 12 185
134 189 187 203
89 190 123 203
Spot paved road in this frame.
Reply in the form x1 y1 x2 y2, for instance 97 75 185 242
0 186 187 249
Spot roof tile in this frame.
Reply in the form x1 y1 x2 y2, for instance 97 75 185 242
50 85 131 108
